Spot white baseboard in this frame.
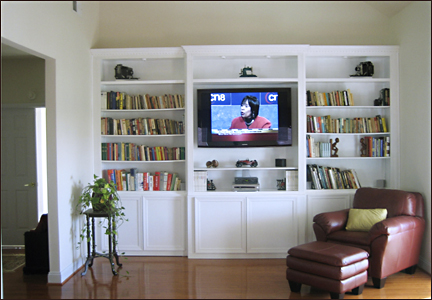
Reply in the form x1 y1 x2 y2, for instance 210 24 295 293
47 257 85 284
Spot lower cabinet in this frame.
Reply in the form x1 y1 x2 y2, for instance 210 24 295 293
97 193 186 256
191 195 299 258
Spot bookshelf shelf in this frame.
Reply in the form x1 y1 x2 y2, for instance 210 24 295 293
306 106 390 109
193 78 299 85
306 133 390 136
103 160 185 163
194 167 298 171
102 108 185 112
101 80 185 85
101 134 186 138
306 78 390 83
306 157 390 160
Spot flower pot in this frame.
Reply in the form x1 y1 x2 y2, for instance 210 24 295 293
91 193 113 212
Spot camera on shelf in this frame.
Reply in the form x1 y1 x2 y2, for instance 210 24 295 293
374 98 383 106
114 64 138 80
350 61 374 77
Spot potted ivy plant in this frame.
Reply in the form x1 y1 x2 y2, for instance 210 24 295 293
76 174 128 246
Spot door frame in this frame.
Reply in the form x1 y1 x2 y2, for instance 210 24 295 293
1 37 58 285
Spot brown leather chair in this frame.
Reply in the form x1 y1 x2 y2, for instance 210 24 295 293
313 188 425 289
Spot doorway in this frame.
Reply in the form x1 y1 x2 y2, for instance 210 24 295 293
1 44 47 248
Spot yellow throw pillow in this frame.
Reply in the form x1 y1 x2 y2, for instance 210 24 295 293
346 208 388 232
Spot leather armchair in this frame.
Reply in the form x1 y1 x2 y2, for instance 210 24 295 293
313 188 425 288
23 214 49 274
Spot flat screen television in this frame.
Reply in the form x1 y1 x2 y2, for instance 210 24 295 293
197 87 292 147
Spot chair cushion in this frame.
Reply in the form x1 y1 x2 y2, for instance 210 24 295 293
346 208 387 231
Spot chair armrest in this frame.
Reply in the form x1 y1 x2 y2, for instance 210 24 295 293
369 215 425 241
313 209 350 235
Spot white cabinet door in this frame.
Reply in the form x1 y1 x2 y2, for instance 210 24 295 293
144 195 185 254
195 197 246 254
306 193 352 242
247 197 297 253
100 194 144 254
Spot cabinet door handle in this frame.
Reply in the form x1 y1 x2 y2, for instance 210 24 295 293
24 182 36 187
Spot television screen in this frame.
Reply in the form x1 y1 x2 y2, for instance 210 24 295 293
197 88 292 147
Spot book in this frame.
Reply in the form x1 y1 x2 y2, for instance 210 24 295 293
161 171 169 191
130 168 138 191
136 172 144 191
166 173 173 191
170 173 178 191
154 172 160 191
148 175 154 191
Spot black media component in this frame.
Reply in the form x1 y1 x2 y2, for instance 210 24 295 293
275 158 287 167
350 61 374 77
114 64 139 80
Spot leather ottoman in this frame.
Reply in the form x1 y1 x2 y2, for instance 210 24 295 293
286 241 369 299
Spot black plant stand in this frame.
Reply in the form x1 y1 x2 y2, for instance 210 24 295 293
81 209 122 276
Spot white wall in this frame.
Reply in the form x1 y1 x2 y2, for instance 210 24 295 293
96 1 395 48
391 1 431 274
1 1 99 283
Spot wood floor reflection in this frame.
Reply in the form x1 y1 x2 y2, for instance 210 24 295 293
3 256 431 299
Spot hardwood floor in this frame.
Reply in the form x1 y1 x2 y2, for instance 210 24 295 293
3 255 431 299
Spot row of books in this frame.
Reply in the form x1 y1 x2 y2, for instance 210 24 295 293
307 164 361 190
102 92 185 110
306 136 332 157
307 114 387 134
102 143 185 161
101 117 185 135
307 89 354 106
362 136 390 157
104 169 182 191
378 88 390 106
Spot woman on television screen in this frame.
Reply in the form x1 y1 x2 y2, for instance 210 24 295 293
229 95 271 129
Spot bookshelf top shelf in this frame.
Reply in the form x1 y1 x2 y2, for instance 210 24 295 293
193 78 298 85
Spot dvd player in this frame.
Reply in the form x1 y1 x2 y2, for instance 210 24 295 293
232 183 260 192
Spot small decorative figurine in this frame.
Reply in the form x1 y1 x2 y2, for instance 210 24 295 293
277 179 286 190
331 138 339 157
360 138 367 157
236 159 258 168
239 66 257 77
206 160 219 168
207 179 216 191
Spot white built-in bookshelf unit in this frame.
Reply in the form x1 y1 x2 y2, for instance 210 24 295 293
91 45 399 258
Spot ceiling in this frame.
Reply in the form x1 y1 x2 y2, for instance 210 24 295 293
1 1 413 58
